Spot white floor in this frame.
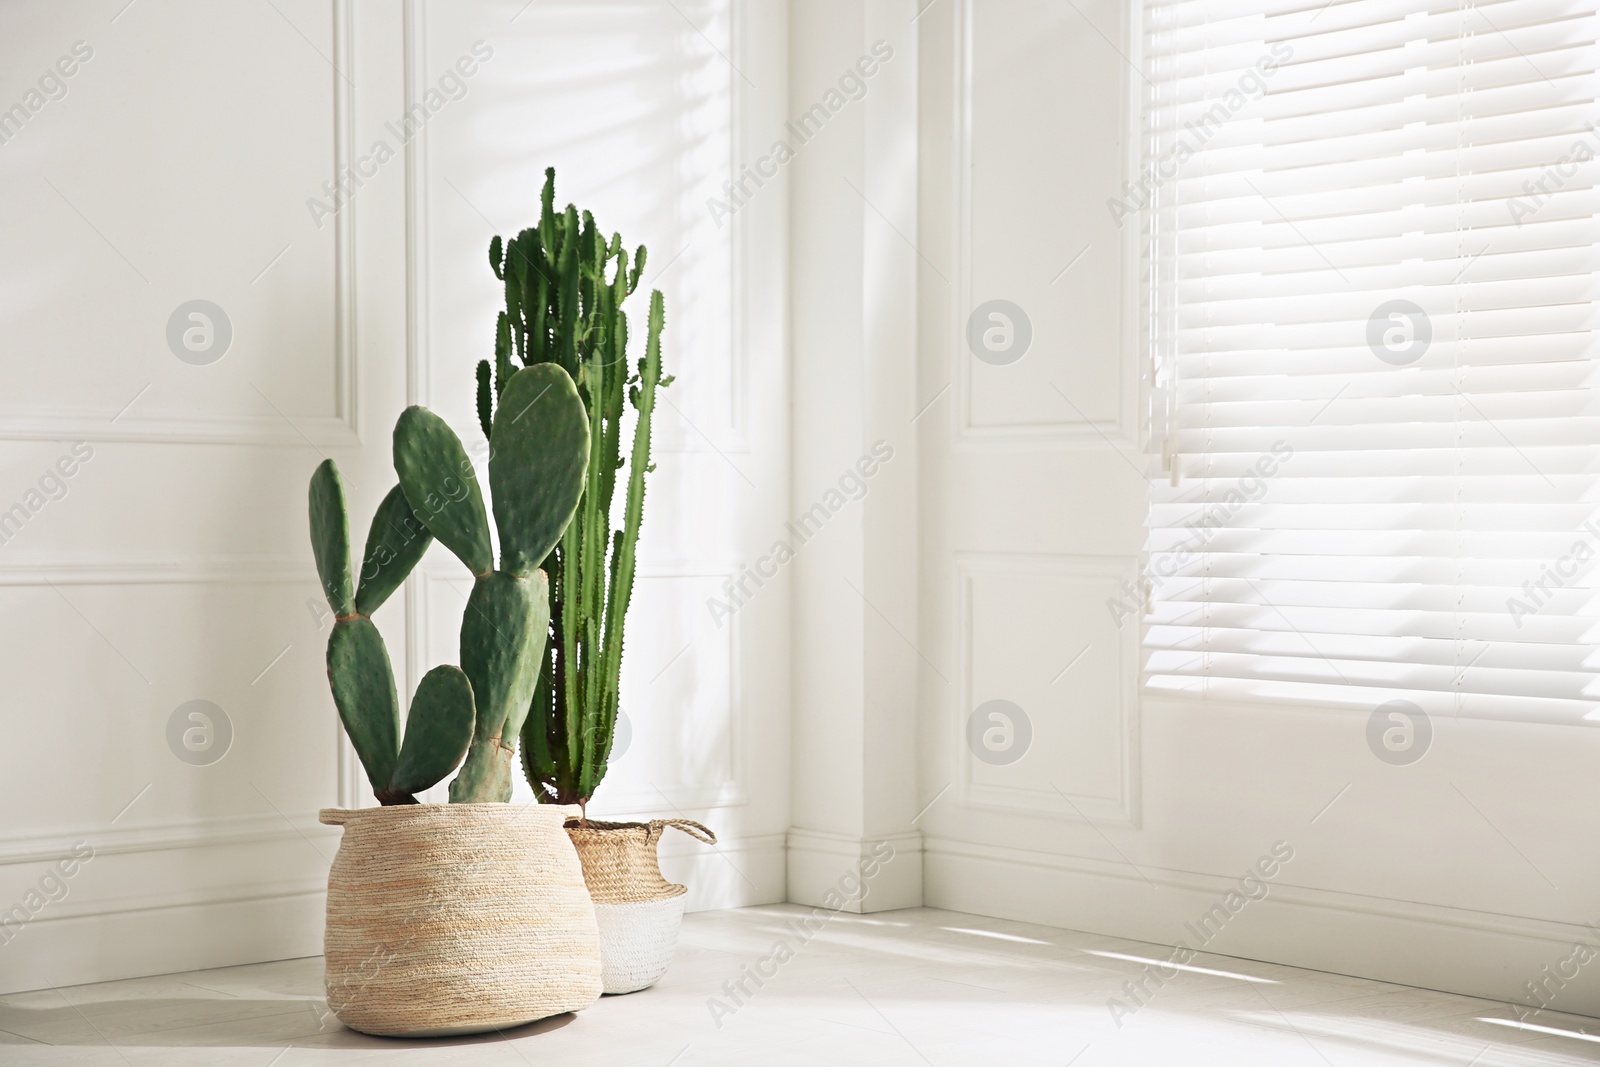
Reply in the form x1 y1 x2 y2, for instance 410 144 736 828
3 905 1597 1066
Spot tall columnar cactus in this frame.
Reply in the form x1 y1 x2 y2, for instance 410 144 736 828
309 461 475 805
393 362 592 803
476 167 670 814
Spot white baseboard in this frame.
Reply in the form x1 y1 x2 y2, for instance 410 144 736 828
0 886 325 995
786 828 923 913
19 824 1584 1016
925 836 1600 1017
0 828 787 996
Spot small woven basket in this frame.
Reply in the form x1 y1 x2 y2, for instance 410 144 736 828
565 818 716 993
320 803 602 1036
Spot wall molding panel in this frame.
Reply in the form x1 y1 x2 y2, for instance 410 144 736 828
953 551 1141 827
949 0 1139 450
0 0 359 449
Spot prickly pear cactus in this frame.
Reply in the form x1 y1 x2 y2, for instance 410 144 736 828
310 459 475 805
393 366 590 803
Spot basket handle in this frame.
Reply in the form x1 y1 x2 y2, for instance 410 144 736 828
319 808 352 826
647 818 717 846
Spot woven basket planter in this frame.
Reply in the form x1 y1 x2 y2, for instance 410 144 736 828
565 819 716 994
319 804 602 1036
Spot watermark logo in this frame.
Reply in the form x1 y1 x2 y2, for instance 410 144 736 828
0 841 94 947
1108 43 1293 227
306 42 494 229
966 300 1032 366
706 842 896 1028
167 699 233 766
708 41 894 227
167 300 232 365
706 442 894 627
1509 124 1600 226
1507 520 1600 629
0 442 94 549
1514 923 1600 1023
1107 841 1294 1026
0 40 93 148
966 699 1031 766
1366 699 1430 766
1366 300 1430 366
611 709 632 762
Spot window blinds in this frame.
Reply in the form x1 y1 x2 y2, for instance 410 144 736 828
1140 0 1600 723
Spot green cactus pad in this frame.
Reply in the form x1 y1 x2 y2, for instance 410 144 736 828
326 617 400 794
308 459 354 617
387 664 475 799
354 484 434 616
489 364 591 577
449 739 515 804
460 570 550 747
393 406 494 575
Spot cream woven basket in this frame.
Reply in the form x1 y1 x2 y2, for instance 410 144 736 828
320 803 602 1036
565 819 716 994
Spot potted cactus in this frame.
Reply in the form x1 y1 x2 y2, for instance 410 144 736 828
308 364 604 1036
476 168 713 994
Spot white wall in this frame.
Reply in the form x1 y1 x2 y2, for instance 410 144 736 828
912 0 1600 1017
0 0 789 995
